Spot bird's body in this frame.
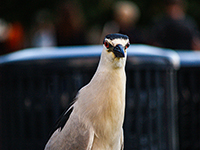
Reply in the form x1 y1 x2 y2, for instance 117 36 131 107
45 33 130 150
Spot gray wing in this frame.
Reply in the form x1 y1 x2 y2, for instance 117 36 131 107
45 110 94 150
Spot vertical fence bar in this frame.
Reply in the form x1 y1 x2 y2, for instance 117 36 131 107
51 74 60 123
146 70 153 150
2 69 11 150
9 73 15 150
165 68 179 150
17 74 25 145
134 70 142 149
29 75 36 140
189 71 195 149
41 75 47 138
155 70 164 150
189 70 199 149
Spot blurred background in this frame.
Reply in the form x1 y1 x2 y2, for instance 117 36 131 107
0 0 200 55
0 0 200 150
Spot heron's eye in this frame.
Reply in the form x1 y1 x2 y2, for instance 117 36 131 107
125 43 130 49
104 41 110 48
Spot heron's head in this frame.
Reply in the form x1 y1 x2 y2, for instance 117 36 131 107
102 33 130 68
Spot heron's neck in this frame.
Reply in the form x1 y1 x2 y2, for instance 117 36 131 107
97 52 126 73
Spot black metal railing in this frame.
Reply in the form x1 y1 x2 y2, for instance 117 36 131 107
1 45 199 150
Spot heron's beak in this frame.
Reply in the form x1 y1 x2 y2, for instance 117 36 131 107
113 44 125 58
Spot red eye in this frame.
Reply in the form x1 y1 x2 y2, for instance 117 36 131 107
125 43 130 49
104 41 110 48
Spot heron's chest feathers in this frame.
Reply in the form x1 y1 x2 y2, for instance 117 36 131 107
91 70 125 112
77 69 126 136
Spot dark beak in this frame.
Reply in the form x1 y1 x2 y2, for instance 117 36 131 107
113 44 125 58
